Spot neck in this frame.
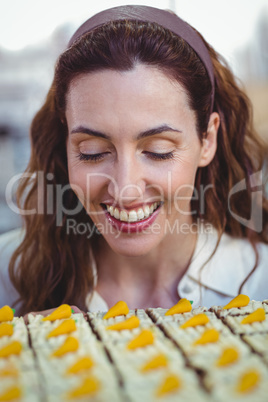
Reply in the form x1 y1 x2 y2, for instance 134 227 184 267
94 228 198 309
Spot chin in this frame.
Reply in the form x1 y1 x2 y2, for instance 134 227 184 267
104 234 161 258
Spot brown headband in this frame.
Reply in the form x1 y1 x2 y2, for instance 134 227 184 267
68 5 215 113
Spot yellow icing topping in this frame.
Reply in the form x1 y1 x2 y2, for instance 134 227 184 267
47 319 77 338
165 299 192 315
241 308 266 325
216 347 240 367
155 373 181 397
0 363 19 378
66 356 94 375
127 329 154 350
140 353 168 372
0 306 14 323
236 370 260 393
51 336 79 357
180 313 209 329
67 376 100 398
0 386 22 401
0 323 13 337
106 316 140 331
193 328 220 346
103 301 129 319
223 294 250 310
42 304 72 322
0 341 22 358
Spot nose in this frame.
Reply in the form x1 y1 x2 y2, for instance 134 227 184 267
107 156 146 205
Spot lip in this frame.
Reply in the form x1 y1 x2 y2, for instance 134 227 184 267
104 204 161 233
102 201 160 211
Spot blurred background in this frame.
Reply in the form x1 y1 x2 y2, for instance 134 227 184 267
0 0 268 234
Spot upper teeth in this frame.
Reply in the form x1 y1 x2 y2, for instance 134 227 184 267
106 202 160 223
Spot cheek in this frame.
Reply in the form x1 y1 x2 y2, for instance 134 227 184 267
66 155 88 206
159 162 199 215
151 162 198 198
68 164 109 211
67 160 85 200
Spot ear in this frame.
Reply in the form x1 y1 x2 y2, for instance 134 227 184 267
198 112 220 167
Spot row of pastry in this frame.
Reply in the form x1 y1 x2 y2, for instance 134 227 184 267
0 295 267 401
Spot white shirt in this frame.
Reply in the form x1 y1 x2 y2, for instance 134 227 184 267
0 226 267 312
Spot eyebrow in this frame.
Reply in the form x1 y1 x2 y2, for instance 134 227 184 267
70 124 182 140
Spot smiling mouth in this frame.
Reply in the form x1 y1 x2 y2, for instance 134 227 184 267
101 202 162 223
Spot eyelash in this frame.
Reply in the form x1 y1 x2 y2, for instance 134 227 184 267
78 152 105 162
78 151 174 162
144 151 174 161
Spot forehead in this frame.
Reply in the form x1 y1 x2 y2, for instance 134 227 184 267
65 64 195 135
67 64 189 106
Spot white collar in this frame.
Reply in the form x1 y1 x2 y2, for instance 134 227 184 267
87 222 257 310
183 223 256 298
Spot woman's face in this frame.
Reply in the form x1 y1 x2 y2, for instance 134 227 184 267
66 64 217 256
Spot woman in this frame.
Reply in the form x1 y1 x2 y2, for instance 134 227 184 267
0 5 267 315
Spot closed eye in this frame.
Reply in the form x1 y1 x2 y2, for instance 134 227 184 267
78 152 107 162
78 150 175 162
143 151 175 161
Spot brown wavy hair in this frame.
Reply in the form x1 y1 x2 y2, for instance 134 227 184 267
9 20 268 315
